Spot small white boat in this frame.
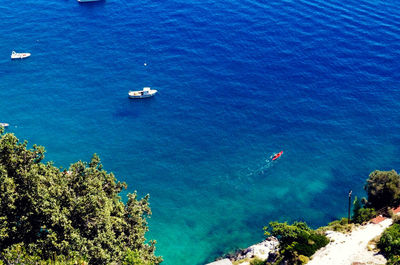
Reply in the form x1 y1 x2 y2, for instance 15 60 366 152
0 123 9 128
11 51 31 59
128 87 158 99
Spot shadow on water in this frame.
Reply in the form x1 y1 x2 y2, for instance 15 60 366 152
113 97 157 118
303 166 368 228
77 0 106 7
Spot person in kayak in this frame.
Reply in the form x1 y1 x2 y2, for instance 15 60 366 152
272 151 283 161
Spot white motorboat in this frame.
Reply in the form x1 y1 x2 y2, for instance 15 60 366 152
128 87 158 99
11 51 31 59
0 123 9 128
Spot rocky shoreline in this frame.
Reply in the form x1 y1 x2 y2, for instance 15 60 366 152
207 237 279 265
207 216 394 265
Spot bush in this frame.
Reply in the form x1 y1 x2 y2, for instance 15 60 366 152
378 223 400 258
353 208 376 224
293 231 329 257
264 221 329 263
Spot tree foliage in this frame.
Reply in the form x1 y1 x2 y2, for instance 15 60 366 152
0 132 162 264
365 170 400 209
1 243 87 265
352 196 376 224
353 208 376 224
264 221 329 264
378 223 400 261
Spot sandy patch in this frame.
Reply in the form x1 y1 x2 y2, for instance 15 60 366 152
308 219 392 265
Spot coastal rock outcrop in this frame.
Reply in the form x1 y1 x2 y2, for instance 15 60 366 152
235 236 279 261
209 236 279 265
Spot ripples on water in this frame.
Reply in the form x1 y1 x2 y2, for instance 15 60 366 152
1 0 400 264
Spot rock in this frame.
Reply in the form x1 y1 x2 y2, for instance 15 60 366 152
213 237 279 264
233 237 279 262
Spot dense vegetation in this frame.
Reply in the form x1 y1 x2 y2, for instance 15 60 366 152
0 130 161 264
352 196 376 224
350 170 400 225
349 170 400 263
365 170 400 210
255 169 400 264
263 221 329 264
378 216 400 265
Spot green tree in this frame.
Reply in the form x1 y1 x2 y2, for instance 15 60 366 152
352 196 376 224
365 170 400 209
0 132 162 264
264 221 329 264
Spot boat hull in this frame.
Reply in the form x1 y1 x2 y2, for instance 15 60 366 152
128 89 157 99
11 53 30 59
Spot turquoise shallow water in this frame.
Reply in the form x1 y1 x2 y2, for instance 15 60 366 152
1 0 400 264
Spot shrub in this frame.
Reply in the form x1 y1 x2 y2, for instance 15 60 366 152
378 223 400 258
365 170 400 209
264 221 329 263
293 231 329 257
353 208 376 224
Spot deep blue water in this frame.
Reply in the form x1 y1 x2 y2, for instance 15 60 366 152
1 0 400 264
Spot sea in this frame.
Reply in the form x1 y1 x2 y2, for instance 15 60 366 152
1 0 400 264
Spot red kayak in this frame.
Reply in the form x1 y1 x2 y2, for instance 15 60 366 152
272 151 283 161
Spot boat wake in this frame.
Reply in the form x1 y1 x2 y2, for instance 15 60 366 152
224 151 284 191
246 152 282 177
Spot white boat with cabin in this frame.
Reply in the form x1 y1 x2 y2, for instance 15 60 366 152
128 87 158 99
11 51 31 59
0 123 9 128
